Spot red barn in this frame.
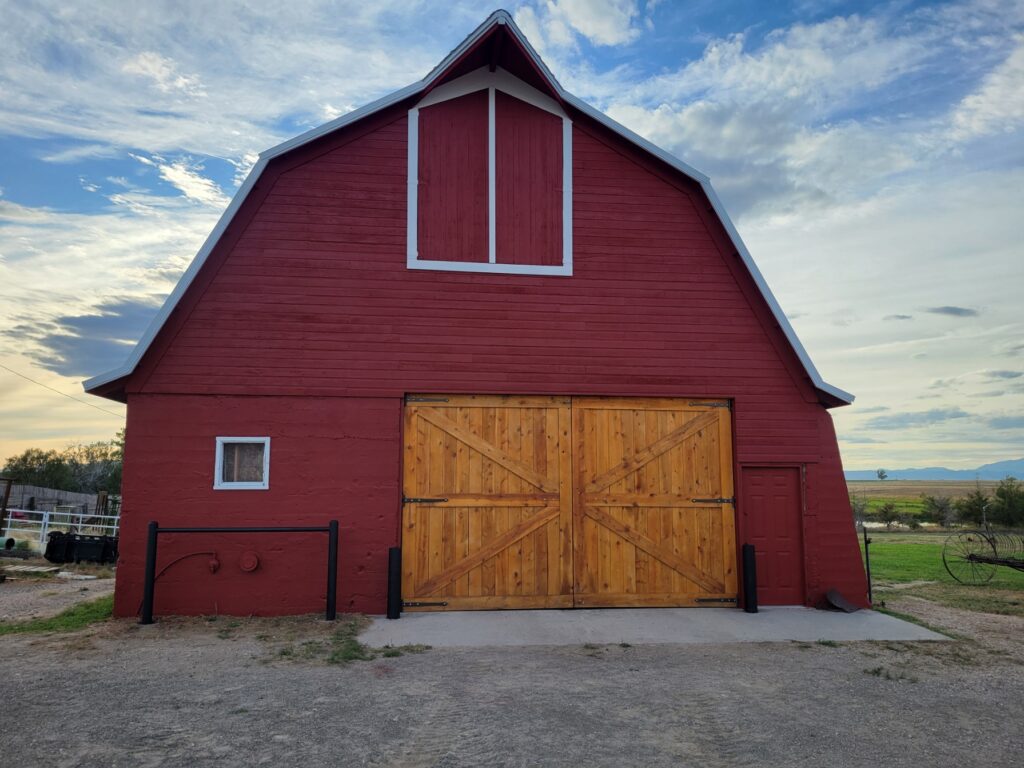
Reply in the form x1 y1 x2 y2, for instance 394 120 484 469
85 11 867 618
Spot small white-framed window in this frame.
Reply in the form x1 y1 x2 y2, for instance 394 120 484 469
214 437 271 490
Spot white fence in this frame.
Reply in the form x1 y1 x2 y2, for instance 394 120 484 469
3 506 120 547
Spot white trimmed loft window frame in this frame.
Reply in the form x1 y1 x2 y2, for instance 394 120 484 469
407 66 573 276
214 436 271 490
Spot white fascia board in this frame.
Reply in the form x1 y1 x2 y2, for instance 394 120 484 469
83 8 852 404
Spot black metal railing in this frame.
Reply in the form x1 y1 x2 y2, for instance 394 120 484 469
140 520 339 624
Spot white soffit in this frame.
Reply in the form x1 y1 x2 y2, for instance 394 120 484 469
83 9 852 405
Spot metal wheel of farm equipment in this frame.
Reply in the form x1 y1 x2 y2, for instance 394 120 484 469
942 532 997 585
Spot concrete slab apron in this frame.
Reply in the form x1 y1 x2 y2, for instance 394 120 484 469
362 607 947 648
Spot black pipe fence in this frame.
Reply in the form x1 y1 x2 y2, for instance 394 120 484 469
140 520 339 625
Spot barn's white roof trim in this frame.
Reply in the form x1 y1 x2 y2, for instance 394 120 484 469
83 9 852 405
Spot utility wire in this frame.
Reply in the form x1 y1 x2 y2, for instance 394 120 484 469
0 362 124 419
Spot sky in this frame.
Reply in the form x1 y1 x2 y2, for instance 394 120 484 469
1 0 1022 470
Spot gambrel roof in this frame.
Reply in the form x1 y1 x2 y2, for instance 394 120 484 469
84 9 852 405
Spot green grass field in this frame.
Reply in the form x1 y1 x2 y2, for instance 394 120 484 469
862 531 1024 615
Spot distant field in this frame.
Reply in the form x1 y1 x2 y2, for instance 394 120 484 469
847 480 999 499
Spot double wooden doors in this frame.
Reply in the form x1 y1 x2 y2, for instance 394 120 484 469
401 395 737 610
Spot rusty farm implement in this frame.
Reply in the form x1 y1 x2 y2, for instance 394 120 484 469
942 529 1024 585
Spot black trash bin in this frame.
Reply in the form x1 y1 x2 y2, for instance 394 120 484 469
73 535 106 564
44 531 76 563
101 535 119 564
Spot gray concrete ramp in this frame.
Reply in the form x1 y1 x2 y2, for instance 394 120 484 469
363 606 946 648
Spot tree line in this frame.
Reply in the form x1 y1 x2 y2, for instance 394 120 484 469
1 431 124 495
853 477 1024 529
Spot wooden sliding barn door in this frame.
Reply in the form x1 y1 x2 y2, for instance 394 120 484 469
572 398 737 607
401 396 573 610
401 395 737 610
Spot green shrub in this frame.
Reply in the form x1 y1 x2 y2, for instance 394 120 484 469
955 487 989 526
990 477 1024 527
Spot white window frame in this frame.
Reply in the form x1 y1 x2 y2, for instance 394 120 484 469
407 66 573 276
214 437 271 490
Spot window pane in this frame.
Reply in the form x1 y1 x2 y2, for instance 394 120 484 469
222 442 265 483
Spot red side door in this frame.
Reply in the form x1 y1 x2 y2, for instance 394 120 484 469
741 467 805 605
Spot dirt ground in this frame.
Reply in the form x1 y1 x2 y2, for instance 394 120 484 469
0 597 1021 767
0 576 115 620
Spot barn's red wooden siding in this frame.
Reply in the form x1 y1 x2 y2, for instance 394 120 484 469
495 91 562 265
114 100 867 616
418 89 489 262
116 395 400 618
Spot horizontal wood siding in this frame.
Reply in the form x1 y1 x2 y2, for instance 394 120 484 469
126 105 866 610
142 119 814 434
495 91 562 265
114 394 401 618
418 89 489 262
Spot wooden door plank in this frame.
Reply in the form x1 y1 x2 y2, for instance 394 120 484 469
584 494 724 507
417 407 559 493
558 402 574 596
582 504 724 593
584 410 718 493
414 505 560 597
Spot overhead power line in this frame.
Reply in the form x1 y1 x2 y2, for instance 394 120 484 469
0 363 124 420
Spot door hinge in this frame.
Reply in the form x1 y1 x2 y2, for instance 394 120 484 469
403 601 448 607
692 497 735 505
696 597 738 604
689 400 731 409
402 497 448 504
405 395 449 403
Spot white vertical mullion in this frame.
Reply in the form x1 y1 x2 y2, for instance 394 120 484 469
488 86 497 264
562 116 573 274
407 108 419 266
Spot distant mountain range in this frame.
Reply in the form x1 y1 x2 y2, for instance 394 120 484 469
845 458 1024 481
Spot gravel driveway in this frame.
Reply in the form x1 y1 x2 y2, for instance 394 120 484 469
0 577 115 621
1 598 1021 767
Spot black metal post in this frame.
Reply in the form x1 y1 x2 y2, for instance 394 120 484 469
863 527 873 606
325 519 338 621
140 521 159 625
387 547 402 619
742 543 758 614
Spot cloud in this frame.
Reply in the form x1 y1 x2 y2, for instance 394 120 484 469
0 192 218 380
926 306 979 317
864 407 971 430
39 143 119 163
884 314 913 321
551 0 642 47
996 339 1024 357
122 52 206 96
950 35 1024 140
0 2 444 160
515 1 642 52
10 297 163 377
989 415 1024 430
153 157 230 208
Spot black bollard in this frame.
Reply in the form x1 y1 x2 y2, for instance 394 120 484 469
742 543 758 614
386 547 402 619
